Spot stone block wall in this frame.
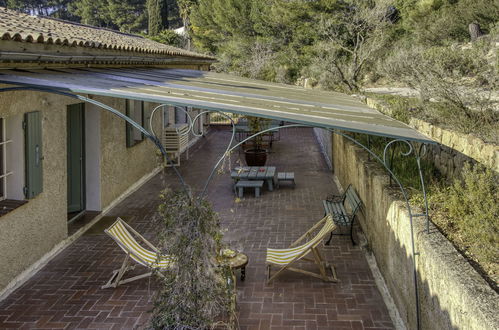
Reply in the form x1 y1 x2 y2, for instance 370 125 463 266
331 132 498 330
313 127 333 169
366 98 499 177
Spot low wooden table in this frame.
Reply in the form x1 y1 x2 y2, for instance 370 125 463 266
226 252 249 281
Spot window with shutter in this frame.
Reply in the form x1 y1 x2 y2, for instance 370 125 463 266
0 118 13 201
125 100 144 147
24 111 43 199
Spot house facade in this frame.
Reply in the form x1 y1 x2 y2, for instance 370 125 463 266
0 7 214 294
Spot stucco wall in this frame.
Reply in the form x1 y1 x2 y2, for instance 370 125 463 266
95 96 163 210
331 132 498 330
0 88 69 290
0 91 165 292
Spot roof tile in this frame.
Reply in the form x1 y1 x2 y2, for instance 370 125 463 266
0 7 214 60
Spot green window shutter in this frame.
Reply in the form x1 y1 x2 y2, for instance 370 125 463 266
24 111 43 199
125 101 133 148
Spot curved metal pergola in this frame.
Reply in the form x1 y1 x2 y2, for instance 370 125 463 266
0 87 429 330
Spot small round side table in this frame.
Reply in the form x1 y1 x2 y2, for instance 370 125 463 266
227 252 248 281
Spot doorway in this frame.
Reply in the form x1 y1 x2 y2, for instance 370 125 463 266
67 103 85 220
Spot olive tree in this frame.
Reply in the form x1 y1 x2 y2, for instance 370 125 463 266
308 0 394 92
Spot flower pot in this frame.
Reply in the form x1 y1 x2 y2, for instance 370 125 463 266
244 148 267 166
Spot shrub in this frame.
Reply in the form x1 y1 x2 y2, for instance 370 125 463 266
446 164 499 264
147 29 187 48
380 38 499 143
150 190 234 329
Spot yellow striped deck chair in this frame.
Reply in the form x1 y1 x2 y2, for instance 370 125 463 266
102 217 173 289
266 215 338 283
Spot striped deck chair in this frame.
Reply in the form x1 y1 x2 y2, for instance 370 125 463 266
266 215 338 283
102 218 173 289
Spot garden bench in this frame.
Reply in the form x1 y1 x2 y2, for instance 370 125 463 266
277 172 295 188
234 180 264 198
322 184 362 245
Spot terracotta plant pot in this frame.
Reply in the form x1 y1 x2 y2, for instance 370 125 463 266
244 148 267 166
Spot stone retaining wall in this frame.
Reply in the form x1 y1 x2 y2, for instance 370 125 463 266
331 132 498 330
366 98 499 177
313 127 333 169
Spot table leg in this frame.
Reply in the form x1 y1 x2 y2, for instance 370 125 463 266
241 267 246 281
267 179 273 191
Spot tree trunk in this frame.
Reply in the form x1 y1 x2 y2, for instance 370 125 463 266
468 23 483 42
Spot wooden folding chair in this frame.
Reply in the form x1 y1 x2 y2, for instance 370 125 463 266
102 217 173 289
266 215 338 283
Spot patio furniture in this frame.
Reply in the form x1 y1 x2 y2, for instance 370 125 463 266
102 217 173 289
266 215 338 283
277 172 295 188
231 166 276 191
234 180 264 198
221 250 248 281
322 184 362 245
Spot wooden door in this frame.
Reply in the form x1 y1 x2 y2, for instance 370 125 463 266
67 103 85 214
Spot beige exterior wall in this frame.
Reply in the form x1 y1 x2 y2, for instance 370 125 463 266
97 96 162 208
0 88 70 290
0 89 164 292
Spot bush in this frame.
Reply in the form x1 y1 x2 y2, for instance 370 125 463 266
412 164 499 283
147 29 187 48
150 190 234 329
446 164 499 264
380 38 499 143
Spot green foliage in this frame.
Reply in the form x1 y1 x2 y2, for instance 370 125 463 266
381 38 499 143
148 0 163 35
71 0 114 28
412 164 499 279
352 133 440 192
150 190 234 329
393 0 499 45
191 0 321 82
245 115 271 149
107 0 147 33
445 164 499 263
71 0 148 31
147 29 186 48
6 0 78 20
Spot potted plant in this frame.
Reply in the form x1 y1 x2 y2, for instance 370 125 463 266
243 116 271 166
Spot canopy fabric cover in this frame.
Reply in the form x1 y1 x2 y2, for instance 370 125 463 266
0 68 434 143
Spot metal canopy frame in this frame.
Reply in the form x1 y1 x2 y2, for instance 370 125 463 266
0 78 431 329
0 68 435 144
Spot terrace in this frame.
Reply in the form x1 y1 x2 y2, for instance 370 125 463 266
0 127 394 329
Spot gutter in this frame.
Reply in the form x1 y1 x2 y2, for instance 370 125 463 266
0 51 216 66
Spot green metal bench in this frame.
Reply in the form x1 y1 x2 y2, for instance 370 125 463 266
235 180 264 198
322 184 362 245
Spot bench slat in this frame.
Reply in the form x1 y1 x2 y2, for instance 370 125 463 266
322 184 362 244
235 180 264 188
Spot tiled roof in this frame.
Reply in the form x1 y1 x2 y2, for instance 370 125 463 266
0 7 213 60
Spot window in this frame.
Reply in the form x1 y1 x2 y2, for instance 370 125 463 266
126 100 144 147
0 112 40 209
174 106 188 124
0 118 13 201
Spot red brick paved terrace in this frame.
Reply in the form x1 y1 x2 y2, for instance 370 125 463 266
0 127 394 329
